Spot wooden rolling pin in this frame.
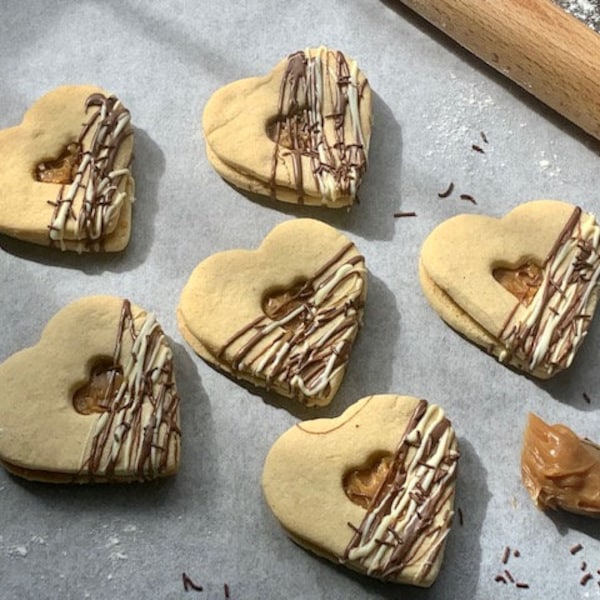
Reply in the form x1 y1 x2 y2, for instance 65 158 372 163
397 0 600 140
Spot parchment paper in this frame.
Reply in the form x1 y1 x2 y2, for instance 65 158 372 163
1 1 599 598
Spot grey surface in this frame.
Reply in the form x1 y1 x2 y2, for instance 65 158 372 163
1 1 600 598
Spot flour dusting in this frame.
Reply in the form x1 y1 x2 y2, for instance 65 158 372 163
555 0 600 31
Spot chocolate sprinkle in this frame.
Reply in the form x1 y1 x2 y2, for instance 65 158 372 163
570 543 584 555
437 182 455 198
502 546 511 564
495 575 507 584
515 582 530 589
393 211 417 218
457 507 464 526
224 583 230 598
580 573 593 586
583 392 592 404
459 193 477 205
480 131 489 144
472 143 485 154
182 573 203 592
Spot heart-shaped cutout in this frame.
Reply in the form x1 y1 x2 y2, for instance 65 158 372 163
262 395 459 587
419 200 600 378
0 296 180 483
177 219 366 407
0 85 134 252
202 46 372 208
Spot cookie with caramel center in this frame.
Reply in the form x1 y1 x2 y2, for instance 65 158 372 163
0 296 180 483
419 200 600 378
177 218 366 407
262 394 459 587
203 46 372 208
0 85 134 253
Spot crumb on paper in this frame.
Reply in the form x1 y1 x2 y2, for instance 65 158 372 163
105 536 120 549
8 545 28 557
30 535 45 545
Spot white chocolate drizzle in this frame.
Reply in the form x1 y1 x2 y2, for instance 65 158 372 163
344 400 459 583
498 207 600 376
217 242 366 405
79 300 180 481
47 93 133 252
270 47 369 204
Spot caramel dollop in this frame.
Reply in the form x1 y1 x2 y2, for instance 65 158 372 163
262 280 313 325
521 413 600 517
343 454 392 509
73 360 124 415
35 142 81 184
493 262 543 306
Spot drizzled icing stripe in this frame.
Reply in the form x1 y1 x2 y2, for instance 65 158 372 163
498 207 600 376
343 401 459 583
79 300 180 481
217 242 366 404
47 93 133 252
270 47 369 204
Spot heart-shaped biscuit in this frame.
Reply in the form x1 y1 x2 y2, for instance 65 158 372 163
262 395 459 587
0 296 180 483
177 219 366 406
0 85 134 252
420 200 600 378
203 46 372 207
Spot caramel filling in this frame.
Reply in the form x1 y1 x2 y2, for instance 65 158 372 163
262 280 313 327
35 143 81 184
267 113 312 153
521 413 600 516
73 360 124 415
343 454 393 509
493 262 543 306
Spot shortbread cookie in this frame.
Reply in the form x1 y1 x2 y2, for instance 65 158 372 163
177 219 366 407
0 296 180 483
203 46 372 207
419 200 600 378
0 85 134 252
262 395 459 587
522 413 600 517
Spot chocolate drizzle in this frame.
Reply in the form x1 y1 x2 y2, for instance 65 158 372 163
269 48 369 204
79 300 180 481
343 400 459 583
216 242 366 405
47 92 133 252
498 207 600 376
